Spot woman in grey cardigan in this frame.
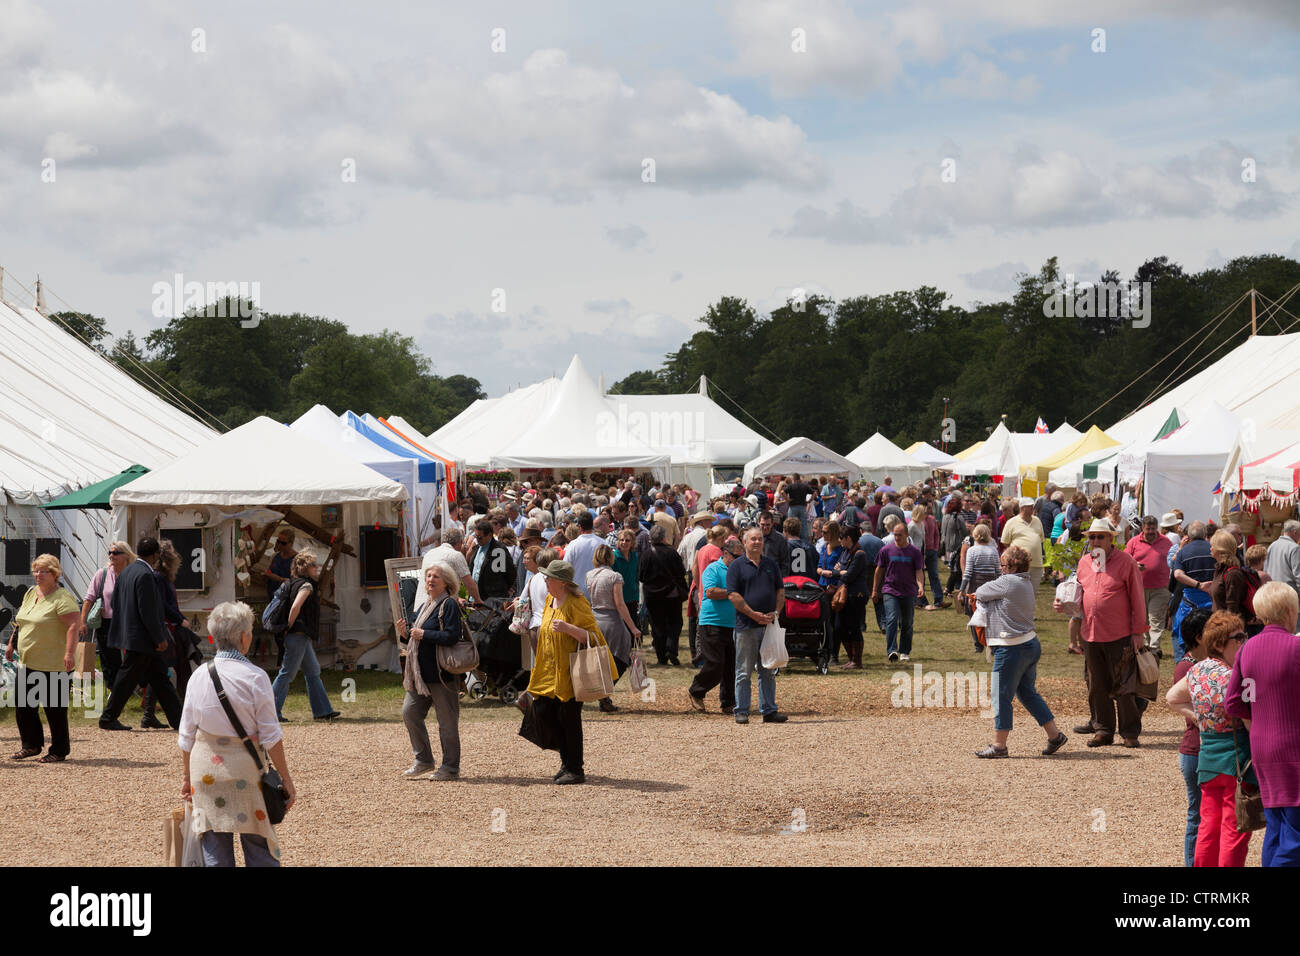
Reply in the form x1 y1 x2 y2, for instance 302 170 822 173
973 546 1067 759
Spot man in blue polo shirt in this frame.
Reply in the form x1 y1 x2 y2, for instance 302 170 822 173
726 528 787 724
1170 520 1216 658
688 538 743 714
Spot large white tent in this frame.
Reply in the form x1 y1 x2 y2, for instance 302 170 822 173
846 432 933 485
1116 401 1243 521
905 442 960 469
491 356 670 475
429 377 561 468
290 404 421 550
743 436 857 484
1 296 217 596
112 416 408 669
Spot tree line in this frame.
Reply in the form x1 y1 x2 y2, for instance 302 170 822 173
51 299 483 434
610 254 1300 454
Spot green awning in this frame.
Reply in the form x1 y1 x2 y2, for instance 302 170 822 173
41 465 150 510
1082 452 1118 481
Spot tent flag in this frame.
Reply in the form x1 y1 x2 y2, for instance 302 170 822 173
1034 417 1048 434
41 465 150 510
1155 408 1181 440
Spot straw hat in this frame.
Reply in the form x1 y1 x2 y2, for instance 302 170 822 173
1086 516 1119 536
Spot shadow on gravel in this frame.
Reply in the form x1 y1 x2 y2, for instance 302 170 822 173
459 775 688 792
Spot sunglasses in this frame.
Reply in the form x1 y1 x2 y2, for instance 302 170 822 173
108 550 124 556
1230 632 1248 643
1086 534 1110 540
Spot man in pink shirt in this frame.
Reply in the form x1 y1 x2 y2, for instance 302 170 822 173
1124 515 1173 657
1055 517 1148 748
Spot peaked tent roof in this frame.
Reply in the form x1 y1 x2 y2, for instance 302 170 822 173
430 378 561 468
380 415 463 478
743 436 858 483
905 442 959 468
1021 425 1120 485
1106 331 1300 444
112 417 408 507
491 357 670 472
341 412 443 484
608 393 772 466
846 432 933 484
0 300 217 503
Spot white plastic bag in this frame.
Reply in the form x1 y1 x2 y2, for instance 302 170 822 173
625 645 650 693
181 804 205 868
1055 575 1083 617
760 621 789 670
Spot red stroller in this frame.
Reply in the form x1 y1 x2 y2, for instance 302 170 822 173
779 575 832 674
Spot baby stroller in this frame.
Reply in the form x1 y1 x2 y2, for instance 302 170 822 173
464 598 530 705
779 575 832 674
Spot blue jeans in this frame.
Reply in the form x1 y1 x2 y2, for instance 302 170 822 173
788 505 808 541
201 831 280 867
882 594 915 657
1179 752 1201 867
733 627 776 716
272 632 334 719
1172 589 1212 659
991 638 1054 731
924 550 944 605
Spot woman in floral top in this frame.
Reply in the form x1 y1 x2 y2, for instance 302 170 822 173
1166 611 1254 867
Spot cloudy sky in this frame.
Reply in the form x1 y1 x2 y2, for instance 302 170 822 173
2 0 1298 396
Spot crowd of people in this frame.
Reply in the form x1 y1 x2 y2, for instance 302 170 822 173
5 469 1300 867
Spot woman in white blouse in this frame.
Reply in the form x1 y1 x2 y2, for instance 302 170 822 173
179 601 296 866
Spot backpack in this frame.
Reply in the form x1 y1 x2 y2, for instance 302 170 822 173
262 580 292 633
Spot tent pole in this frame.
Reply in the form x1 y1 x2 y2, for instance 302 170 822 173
1250 288 1257 336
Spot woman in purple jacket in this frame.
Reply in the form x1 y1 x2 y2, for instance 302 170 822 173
1226 581 1300 867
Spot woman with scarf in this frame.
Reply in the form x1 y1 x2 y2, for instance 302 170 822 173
396 562 465 781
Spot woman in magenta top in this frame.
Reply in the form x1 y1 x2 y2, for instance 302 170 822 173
1226 581 1300 867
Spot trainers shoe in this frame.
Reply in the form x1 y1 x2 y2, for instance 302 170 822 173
887 652 900 663
899 654 910 662
430 767 460 781
975 745 1009 758
734 713 750 724
403 762 436 778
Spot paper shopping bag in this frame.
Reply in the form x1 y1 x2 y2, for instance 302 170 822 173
570 643 615 701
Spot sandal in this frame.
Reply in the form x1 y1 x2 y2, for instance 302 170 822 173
37 753 66 763
975 745 1009 759
10 748 40 760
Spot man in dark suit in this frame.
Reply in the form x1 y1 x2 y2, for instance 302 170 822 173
466 521 516 600
99 537 182 731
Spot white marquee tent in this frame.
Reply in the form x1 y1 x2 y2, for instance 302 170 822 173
491 356 670 474
743 436 857 484
112 416 409 670
906 442 960 469
1116 401 1243 521
429 377 561 468
1 296 217 596
846 432 933 485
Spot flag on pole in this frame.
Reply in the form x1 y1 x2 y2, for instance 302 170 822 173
1034 417 1048 434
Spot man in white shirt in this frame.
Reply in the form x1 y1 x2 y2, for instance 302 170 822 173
562 511 604 599
1263 519 1300 598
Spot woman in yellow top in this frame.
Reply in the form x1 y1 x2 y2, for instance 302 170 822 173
5 554 81 762
521 559 616 784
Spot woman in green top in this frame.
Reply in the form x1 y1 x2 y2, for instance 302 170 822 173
6 554 81 762
612 529 641 639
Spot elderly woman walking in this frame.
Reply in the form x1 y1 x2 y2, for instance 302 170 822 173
396 562 464 781
7 554 80 763
519 560 617 784
973 546 1066 758
79 541 133 689
179 601 295 866
1227 582 1300 867
1167 611 1253 867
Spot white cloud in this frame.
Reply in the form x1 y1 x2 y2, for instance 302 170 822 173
606 224 648 250
937 53 1039 101
961 261 1029 292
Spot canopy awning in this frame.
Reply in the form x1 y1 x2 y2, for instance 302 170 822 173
41 465 150 510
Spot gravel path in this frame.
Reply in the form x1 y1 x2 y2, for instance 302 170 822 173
0 670 1259 866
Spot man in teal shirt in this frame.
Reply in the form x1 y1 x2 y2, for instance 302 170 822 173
688 539 742 714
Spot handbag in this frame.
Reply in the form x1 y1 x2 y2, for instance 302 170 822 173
206 661 289 826
570 638 615 701
434 600 481 676
85 569 105 631
830 584 847 612
1233 729 1265 833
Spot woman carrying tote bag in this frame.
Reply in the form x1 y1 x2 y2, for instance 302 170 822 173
518 560 616 785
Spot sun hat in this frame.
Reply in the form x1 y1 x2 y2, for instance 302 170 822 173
1160 512 1180 529
540 559 575 583
1085 517 1119 536
1019 497 1036 509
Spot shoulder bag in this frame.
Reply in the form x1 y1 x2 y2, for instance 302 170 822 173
86 568 106 631
434 598 481 676
206 661 289 825
1233 727 1265 833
